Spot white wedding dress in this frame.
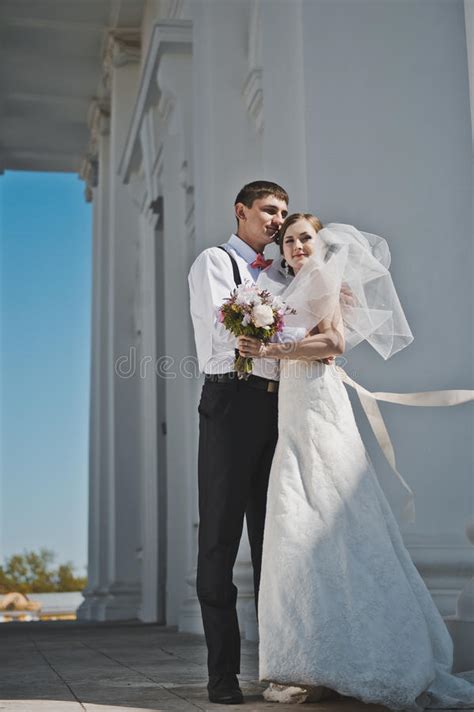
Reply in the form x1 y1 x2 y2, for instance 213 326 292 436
258 358 474 710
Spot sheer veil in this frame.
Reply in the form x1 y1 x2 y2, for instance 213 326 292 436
281 223 413 360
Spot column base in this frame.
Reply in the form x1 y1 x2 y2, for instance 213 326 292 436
445 617 474 672
78 582 142 621
101 581 142 621
76 586 110 621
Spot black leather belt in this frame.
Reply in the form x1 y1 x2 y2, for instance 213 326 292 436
204 372 279 393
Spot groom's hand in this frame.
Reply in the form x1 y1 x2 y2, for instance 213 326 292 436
237 336 267 358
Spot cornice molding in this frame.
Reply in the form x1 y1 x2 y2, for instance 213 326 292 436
119 20 192 183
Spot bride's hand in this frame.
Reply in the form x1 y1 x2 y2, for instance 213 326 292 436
237 336 268 358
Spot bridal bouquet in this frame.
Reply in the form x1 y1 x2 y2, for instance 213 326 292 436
219 282 295 378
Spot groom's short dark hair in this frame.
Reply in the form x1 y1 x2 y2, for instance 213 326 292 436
234 180 288 208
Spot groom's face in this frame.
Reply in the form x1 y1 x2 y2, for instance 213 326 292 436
235 195 288 252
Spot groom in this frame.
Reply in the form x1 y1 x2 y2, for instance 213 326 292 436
188 180 301 704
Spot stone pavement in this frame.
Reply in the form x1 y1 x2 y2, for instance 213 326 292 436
0 620 393 712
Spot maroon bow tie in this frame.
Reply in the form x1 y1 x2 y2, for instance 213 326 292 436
250 254 273 270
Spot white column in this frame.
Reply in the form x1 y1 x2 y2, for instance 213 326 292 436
136 187 166 624
100 39 144 620
116 20 197 627
154 47 255 636
79 183 101 619
151 49 200 627
78 109 113 620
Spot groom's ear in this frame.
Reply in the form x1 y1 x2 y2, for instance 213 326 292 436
235 202 246 222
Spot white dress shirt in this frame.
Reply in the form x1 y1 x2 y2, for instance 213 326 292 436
188 234 305 379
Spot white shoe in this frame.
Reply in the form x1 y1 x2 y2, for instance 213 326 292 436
263 683 309 704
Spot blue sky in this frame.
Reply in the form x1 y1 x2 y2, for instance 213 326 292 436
1 171 91 577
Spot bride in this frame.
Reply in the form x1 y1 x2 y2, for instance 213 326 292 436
237 213 474 710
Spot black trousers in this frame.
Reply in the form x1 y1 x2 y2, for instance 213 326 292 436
196 379 278 674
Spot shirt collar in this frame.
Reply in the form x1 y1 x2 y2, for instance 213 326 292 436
227 234 259 264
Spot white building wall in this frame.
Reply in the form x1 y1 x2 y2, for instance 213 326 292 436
300 0 473 612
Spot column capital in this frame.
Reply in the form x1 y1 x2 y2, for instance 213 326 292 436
102 29 141 97
88 97 111 137
80 98 111 200
80 153 98 202
107 30 141 67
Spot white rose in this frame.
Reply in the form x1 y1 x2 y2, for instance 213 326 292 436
252 304 274 328
235 285 259 306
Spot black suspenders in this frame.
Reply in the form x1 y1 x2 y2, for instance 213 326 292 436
217 245 243 368
217 245 242 287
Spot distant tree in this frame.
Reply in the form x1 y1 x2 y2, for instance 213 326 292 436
0 549 87 594
56 563 86 592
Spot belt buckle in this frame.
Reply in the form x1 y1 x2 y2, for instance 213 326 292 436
267 380 278 393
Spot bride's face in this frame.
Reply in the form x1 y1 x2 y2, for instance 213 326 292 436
282 218 318 274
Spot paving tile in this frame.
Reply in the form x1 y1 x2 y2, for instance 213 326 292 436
0 622 406 712
0 703 83 711
84 706 196 712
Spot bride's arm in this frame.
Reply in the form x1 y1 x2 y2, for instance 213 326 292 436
238 308 345 362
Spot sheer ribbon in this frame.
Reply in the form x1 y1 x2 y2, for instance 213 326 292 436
337 366 474 522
